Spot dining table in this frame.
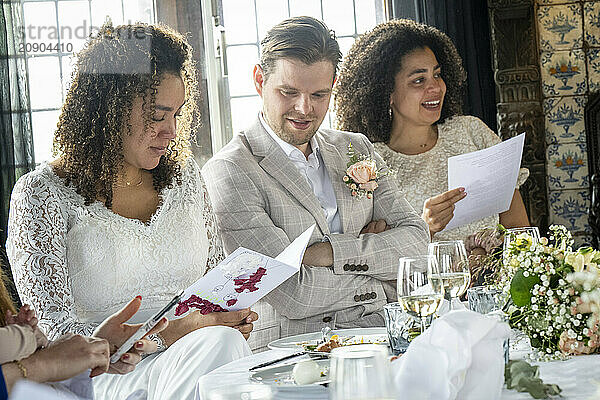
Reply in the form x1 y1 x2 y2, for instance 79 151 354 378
194 333 600 400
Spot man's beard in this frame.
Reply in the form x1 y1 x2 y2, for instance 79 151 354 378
269 112 319 146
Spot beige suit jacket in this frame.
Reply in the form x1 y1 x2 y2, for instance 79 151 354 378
202 117 429 351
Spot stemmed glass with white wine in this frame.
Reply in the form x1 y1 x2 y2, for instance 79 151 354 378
397 255 445 332
428 240 470 311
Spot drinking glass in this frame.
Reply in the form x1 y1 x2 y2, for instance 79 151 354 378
503 227 540 254
467 286 510 364
383 302 420 355
428 240 470 311
207 384 273 400
467 286 502 314
397 255 444 332
329 345 396 400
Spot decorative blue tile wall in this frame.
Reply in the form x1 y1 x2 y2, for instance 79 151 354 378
540 50 587 96
584 2 600 46
538 0 577 5
538 4 582 51
587 49 600 93
537 1 598 240
548 190 591 233
543 96 586 144
546 142 588 190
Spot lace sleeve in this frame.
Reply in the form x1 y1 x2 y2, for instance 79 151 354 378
201 175 225 272
6 172 97 340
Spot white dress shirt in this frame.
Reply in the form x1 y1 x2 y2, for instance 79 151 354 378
259 113 342 234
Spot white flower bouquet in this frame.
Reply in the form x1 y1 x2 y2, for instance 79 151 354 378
498 225 600 358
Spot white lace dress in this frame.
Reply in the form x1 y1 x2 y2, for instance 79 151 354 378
6 159 251 400
374 115 529 243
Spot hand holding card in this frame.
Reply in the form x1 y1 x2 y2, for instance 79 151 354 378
175 225 315 317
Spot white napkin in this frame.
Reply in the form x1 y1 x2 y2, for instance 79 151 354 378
391 310 510 400
10 372 147 400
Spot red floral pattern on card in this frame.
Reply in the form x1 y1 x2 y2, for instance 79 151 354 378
233 267 267 293
175 295 226 316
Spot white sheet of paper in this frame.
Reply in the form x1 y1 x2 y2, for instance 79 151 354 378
174 225 315 316
444 133 525 231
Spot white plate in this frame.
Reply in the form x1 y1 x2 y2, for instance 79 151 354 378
249 359 330 387
267 327 388 353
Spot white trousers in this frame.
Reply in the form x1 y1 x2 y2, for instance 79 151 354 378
93 326 252 400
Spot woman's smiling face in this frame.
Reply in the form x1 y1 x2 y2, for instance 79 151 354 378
390 46 446 129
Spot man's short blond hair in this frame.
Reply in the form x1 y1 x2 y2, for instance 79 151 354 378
259 16 341 81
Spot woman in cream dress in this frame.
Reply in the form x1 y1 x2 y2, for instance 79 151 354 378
334 19 530 252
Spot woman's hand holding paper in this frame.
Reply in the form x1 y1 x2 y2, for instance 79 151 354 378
422 187 467 236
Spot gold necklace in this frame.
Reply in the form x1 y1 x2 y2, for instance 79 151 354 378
114 170 143 188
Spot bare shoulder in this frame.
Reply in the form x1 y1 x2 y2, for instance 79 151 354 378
48 158 66 179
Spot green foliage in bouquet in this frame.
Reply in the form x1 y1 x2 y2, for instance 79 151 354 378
504 360 561 399
494 225 600 358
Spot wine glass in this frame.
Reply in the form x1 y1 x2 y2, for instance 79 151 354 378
428 240 470 311
329 344 396 400
397 255 444 332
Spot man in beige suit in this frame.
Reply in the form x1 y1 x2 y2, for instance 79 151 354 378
202 16 429 351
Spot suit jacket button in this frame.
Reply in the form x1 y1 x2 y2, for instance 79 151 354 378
359 294 366 301
343 264 350 271
322 316 332 323
362 265 369 271
354 295 360 302
371 292 377 299
350 264 356 271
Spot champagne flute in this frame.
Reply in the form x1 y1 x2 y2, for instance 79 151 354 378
428 240 470 311
329 344 396 400
397 255 444 332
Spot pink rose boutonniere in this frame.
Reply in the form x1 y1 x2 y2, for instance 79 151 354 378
342 142 394 199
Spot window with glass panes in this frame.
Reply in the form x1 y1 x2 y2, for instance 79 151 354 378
21 0 154 164
220 0 387 135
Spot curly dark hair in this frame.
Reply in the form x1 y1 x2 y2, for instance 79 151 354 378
53 22 199 207
333 19 466 143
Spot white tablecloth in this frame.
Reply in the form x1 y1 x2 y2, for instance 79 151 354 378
196 347 600 400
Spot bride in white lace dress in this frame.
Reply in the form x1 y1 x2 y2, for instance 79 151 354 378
6 23 254 400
